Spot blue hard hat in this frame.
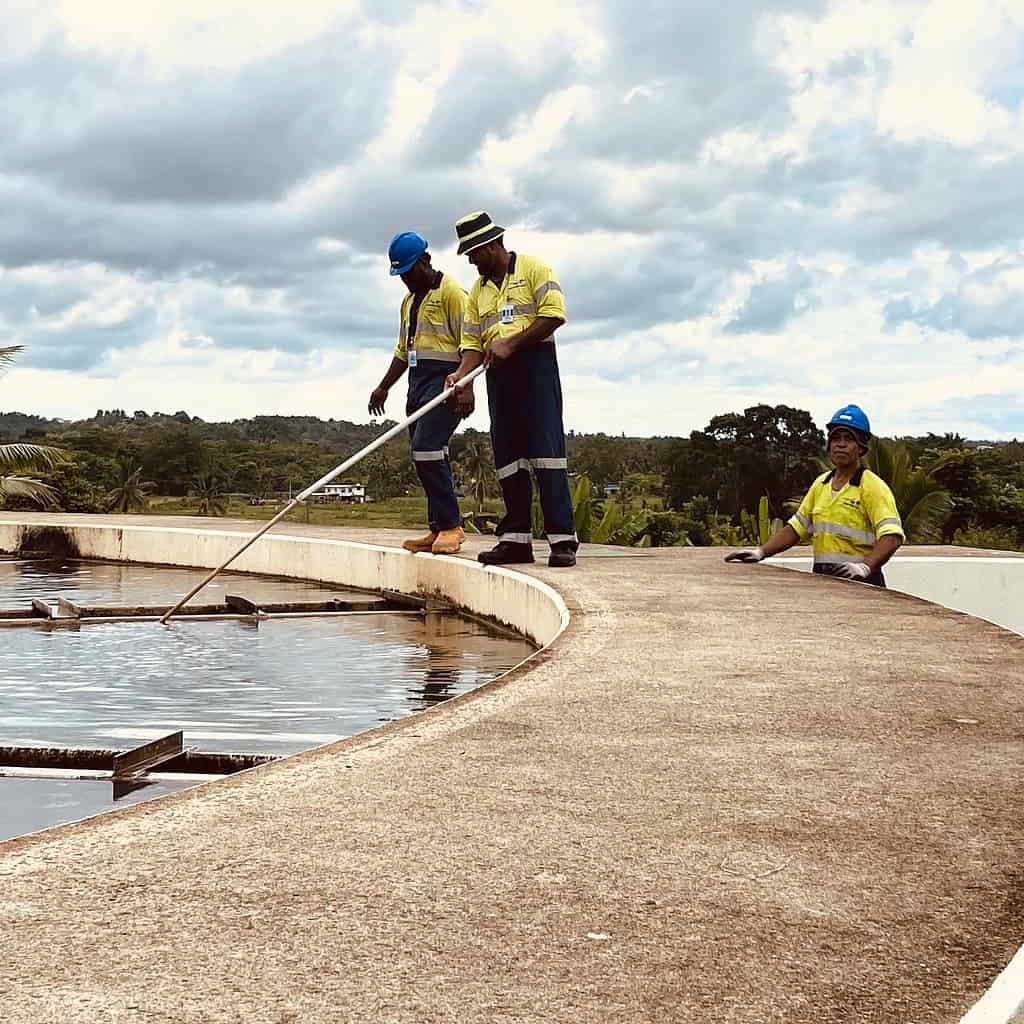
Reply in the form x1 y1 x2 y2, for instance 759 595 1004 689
827 404 871 443
388 232 428 276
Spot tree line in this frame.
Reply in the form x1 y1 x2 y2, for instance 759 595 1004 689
2 403 1022 550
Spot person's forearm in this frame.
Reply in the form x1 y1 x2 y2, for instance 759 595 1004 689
450 349 483 381
864 534 902 573
506 316 564 353
378 357 407 391
761 524 801 558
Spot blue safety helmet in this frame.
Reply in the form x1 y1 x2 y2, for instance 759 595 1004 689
388 231 428 276
827 404 871 448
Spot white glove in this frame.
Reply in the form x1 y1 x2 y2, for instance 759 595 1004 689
724 547 764 563
837 561 872 579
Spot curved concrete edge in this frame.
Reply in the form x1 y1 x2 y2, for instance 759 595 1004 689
0 520 569 648
960 945 1024 1024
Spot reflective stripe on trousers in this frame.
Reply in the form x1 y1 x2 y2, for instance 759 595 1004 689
486 344 575 545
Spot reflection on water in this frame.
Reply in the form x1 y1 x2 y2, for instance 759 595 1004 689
0 559 536 756
0 776 196 843
0 556 371 608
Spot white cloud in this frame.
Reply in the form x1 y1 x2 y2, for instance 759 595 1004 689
1 0 1024 443
49 0 357 68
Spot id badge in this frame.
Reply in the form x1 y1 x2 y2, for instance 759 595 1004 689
499 302 515 325
408 350 418 367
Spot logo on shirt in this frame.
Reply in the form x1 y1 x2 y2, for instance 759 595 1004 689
842 498 861 510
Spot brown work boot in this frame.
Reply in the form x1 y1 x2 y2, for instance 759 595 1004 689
431 526 465 554
402 531 437 553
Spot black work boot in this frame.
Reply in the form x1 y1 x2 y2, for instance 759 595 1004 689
477 541 535 566
547 541 578 568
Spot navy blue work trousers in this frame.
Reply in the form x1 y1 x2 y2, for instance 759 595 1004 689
406 365 461 533
486 344 575 546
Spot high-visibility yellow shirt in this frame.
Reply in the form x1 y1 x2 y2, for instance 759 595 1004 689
788 467 905 568
394 271 467 367
461 252 566 353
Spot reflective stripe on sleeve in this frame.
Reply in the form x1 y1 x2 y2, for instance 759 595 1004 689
811 521 876 544
463 321 482 337
876 517 903 530
530 457 567 471
794 512 811 531
481 313 500 331
533 281 562 302
496 458 532 480
498 532 533 544
412 450 447 462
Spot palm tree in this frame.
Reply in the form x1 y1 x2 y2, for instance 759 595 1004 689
866 438 953 543
460 440 496 514
105 461 154 513
190 472 227 516
0 346 66 507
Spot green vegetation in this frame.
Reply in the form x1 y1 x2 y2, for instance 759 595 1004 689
1 400 1022 551
105 461 154 513
865 438 953 543
0 347 67 507
741 496 784 546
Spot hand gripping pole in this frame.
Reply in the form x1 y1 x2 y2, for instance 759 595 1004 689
159 365 485 624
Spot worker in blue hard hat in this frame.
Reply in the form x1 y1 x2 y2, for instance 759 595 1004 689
368 231 473 555
724 404 905 586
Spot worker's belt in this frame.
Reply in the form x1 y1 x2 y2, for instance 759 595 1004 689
411 349 461 362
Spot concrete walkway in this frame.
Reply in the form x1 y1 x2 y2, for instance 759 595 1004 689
1 517 1022 1023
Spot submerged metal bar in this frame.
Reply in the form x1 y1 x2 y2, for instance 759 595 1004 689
0 594 429 625
0 609 425 628
112 732 185 780
0 745 275 775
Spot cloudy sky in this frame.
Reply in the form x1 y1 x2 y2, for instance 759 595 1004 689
1 0 1023 440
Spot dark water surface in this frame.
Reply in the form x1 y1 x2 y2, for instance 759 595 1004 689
0 558 535 754
0 558 536 840
1 776 196 842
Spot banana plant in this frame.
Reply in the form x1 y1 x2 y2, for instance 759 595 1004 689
741 495 784 544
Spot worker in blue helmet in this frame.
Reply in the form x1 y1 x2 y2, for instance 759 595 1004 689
724 404 905 586
368 232 473 555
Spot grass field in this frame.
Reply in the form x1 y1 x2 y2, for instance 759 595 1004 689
146 495 506 531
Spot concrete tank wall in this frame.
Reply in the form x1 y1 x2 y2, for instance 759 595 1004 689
0 522 569 648
774 554 1024 636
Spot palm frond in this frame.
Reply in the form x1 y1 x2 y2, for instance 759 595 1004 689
0 345 24 372
0 443 68 472
903 488 955 543
0 475 59 508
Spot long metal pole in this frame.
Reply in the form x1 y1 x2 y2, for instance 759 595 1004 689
159 364 485 624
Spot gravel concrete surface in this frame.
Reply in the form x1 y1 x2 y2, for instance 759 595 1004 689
0 516 1022 1024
